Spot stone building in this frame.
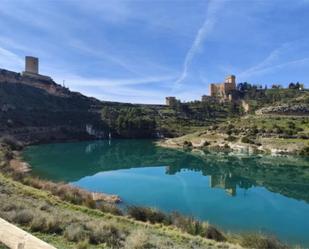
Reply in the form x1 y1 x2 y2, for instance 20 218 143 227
165 96 177 106
209 75 236 100
24 56 39 74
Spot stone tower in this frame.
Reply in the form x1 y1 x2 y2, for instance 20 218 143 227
25 56 39 74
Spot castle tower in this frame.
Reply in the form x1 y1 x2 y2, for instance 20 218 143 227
25 56 39 74
165 96 177 106
224 75 236 84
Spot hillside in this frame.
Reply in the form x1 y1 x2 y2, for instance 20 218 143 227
160 90 309 155
0 68 237 143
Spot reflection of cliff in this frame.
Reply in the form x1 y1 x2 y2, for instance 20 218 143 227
24 140 309 203
210 174 237 196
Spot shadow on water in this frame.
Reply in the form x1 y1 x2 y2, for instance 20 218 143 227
23 139 309 203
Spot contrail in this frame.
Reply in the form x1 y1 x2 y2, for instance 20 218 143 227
174 0 226 86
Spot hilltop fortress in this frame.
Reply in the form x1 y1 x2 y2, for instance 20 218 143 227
209 75 236 100
166 75 237 106
0 56 68 97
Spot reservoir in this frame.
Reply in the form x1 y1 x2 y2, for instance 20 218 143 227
23 139 309 247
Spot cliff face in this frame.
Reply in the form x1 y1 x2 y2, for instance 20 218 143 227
0 69 107 144
0 69 69 97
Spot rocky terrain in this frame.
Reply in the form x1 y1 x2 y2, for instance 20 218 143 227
256 103 309 115
160 109 309 156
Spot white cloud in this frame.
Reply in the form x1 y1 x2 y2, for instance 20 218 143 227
0 46 23 71
52 73 176 88
238 41 309 80
174 0 226 86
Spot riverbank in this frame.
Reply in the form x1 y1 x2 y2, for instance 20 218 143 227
0 140 290 249
158 114 309 156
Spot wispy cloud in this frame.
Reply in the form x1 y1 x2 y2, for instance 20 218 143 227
52 73 176 88
238 41 309 80
0 46 23 71
174 0 226 86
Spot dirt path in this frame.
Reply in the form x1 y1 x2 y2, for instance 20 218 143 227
0 218 56 249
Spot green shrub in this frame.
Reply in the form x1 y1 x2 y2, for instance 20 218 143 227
77 240 89 249
183 141 192 147
299 146 309 156
241 136 255 144
12 209 33 225
0 136 23 150
127 206 169 224
203 141 211 146
99 203 123 216
124 230 153 249
87 222 123 247
204 225 226 242
226 136 237 142
239 233 288 249
30 214 47 232
64 224 90 242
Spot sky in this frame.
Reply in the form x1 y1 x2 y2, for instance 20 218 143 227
0 0 309 104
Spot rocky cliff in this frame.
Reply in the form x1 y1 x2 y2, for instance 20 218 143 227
0 69 107 144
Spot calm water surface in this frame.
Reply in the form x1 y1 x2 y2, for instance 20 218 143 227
23 139 309 247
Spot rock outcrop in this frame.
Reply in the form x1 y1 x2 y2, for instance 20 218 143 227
256 103 309 115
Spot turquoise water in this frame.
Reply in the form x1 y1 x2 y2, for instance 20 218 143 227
23 139 309 247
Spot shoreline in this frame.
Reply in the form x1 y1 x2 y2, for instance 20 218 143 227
157 134 309 156
10 145 122 204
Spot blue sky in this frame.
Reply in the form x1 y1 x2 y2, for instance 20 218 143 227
0 0 308 104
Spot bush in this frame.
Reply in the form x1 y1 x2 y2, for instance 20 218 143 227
241 136 255 144
77 240 89 249
203 141 210 146
124 230 153 249
204 225 226 242
30 214 47 232
0 136 23 150
183 141 192 147
226 136 237 142
30 213 63 234
87 222 123 247
299 146 309 156
170 212 225 241
240 233 288 249
64 224 90 242
99 203 123 216
127 206 169 225
12 209 34 225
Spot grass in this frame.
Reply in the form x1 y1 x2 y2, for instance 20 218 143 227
0 243 9 249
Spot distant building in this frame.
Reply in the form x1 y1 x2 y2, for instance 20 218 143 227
24 56 39 74
165 96 177 106
209 75 236 100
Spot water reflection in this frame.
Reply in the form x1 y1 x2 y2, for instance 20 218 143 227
23 139 309 203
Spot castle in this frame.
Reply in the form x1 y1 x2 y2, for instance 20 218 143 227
166 75 237 105
209 75 236 100
0 56 69 97
165 96 177 106
24 56 39 75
